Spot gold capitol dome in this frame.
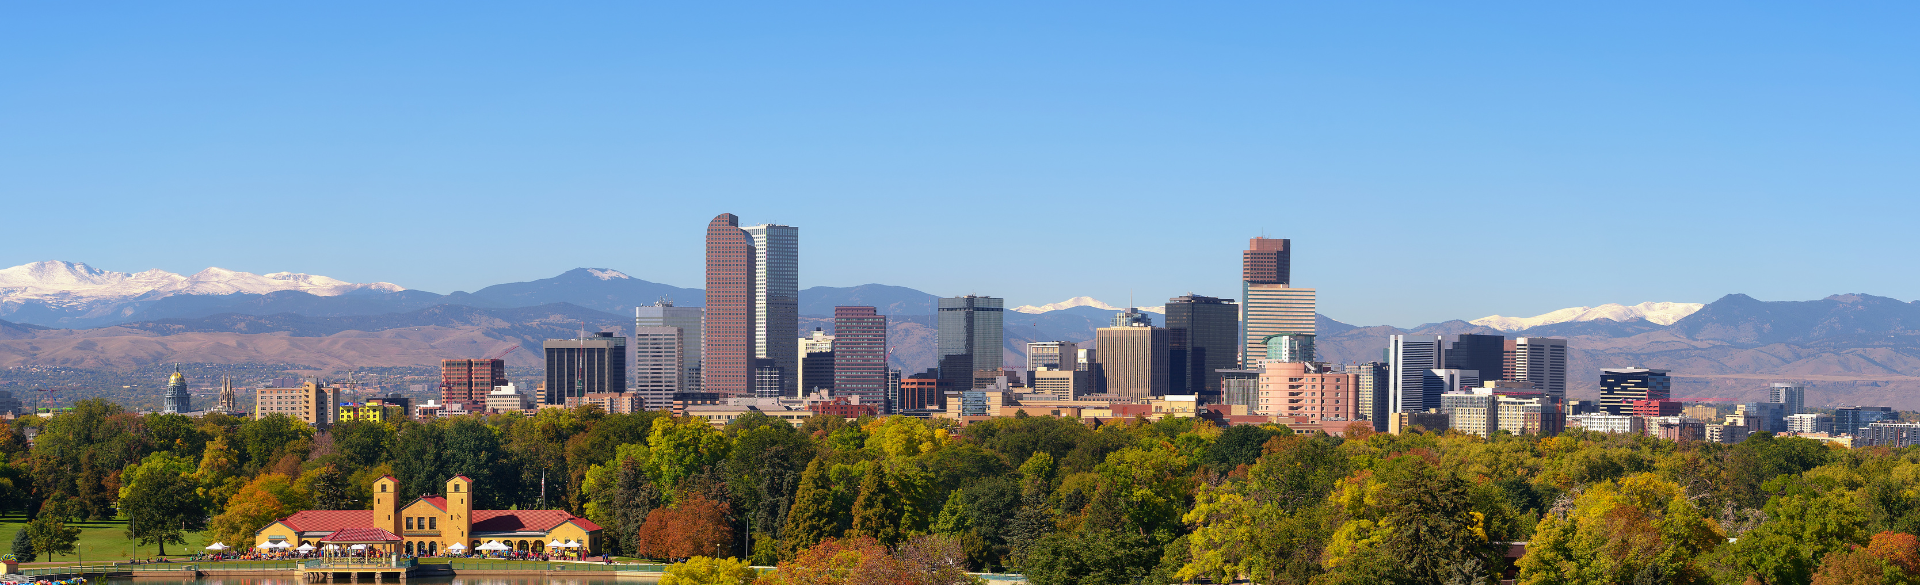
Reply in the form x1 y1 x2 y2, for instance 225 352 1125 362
169 364 185 384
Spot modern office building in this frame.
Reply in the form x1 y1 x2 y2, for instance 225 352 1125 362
1241 237 1313 365
1388 335 1446 413
1734 402 1788 433
1768 383 1806 415
1424 369 1482 401
1348 362 1390 430
1095 325 1170 398
1026 341 1080 374
937 295 1004 391
1786 413 1833 434
1446 334 1506 388
254 380 334 427
832 306 889 408
1440 390 1498 437
1511 338 1569 404
632 326 685 411
1219 368 1262 408
705 213 758 394
441 359 508 411
163 365 191 414
1598 368 1671 415
1834 406 1897 436
745 223 800 395
798 328 836 393
1111 307 1153 328
900 373 941 411
544 333 628 405
1165 294 1238 396
1262 333 1315 363
636 300 704 393
1030 368 1094 400
1255 361 1355 424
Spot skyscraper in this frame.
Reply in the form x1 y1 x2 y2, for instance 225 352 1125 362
1165 294 1238 395
632 326 685 411
1242 237 1311 365
798 328 836 393
705 214 757 394
544 332 628 405
1026 341 1080 372
636 300 704 393
163 365 191 414
1389 335 1445 413
1768 382 1806 415
937 295 1004 391
441 359 507 410
1445 334 1506 388
1095 325 1170 398
1111 307 1153 328
1599 368 1671 415
1348 361 1390 430
1511 337 1568 404
745 224 800 395
832 307 888 408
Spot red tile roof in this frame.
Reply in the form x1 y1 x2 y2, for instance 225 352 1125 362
320 528 403 543
276 510 374 533
416 496 447 511
471 510 602 533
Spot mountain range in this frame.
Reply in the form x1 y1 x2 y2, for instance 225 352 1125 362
4 261 1920 408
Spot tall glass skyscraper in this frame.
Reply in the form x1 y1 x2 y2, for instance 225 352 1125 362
1240 238 1315 365
746 224 800 396
937 295 1003 391
636 299 704 394
1388 334 1445 413
1166 294 1238 395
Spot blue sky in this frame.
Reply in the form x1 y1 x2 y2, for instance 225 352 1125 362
2 2 1915 327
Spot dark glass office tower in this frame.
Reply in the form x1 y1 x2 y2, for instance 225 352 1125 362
1445 334 1507 384
544 332 628 404
746 224 800 396
936 295 1003 391
832 306 889 408
1599 367 1671 415
1166 294 1238 395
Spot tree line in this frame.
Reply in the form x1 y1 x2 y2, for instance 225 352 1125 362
7 397 1920 584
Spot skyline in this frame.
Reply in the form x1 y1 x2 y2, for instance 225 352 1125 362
4 3 1917 327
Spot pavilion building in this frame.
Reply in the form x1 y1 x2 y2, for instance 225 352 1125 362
254 475 602 557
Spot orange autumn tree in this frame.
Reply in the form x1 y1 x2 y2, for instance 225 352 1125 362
637 492 733 560
1811 531 1920 585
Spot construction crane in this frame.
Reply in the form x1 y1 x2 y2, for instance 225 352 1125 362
484 344 521 361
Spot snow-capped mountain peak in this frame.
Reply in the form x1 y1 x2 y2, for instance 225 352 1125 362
1471 301 1704 331
586 268 632 281
0 260 405 306
1012 296 1167 315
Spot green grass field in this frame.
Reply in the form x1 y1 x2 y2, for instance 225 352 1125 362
0 513 212 564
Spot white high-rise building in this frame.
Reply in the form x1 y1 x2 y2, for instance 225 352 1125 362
1242 285 1316 366
1389 335 1445 414
632 326 685 411
1512 337 1568 404
1026 341 1079 372
745 224 800 396
636 300 704 394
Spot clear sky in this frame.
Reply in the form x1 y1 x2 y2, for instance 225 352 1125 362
3 2 1915 327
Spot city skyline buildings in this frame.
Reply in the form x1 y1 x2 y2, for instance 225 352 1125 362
936 295 1004 392
831 306 888 408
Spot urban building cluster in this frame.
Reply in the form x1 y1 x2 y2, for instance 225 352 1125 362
108 212 1908 441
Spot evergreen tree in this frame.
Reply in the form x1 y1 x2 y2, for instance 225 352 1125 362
9 529 33 562
780 456 840 558
307 464 351 511
848 464 902 546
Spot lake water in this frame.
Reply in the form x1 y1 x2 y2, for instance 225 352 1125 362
107 577 656 585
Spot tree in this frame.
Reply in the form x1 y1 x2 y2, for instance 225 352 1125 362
10 529 34 562
24 514 79 563
762 537 913 585
1718 490 1868 585
646 416 732 500
1021 529 1162 585
205 473 312 546
1812 531 1920 585
236 414 310 472
894 534 987 585
781 456 843 558
661 556 759 585
848 464 902 546
441 417 508 508
302 464 352 510
1515 473 1725 584
120 452 206 557
636 493 734 560
388 421 446 502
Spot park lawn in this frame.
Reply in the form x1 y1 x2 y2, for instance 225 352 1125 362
0 513 212 564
